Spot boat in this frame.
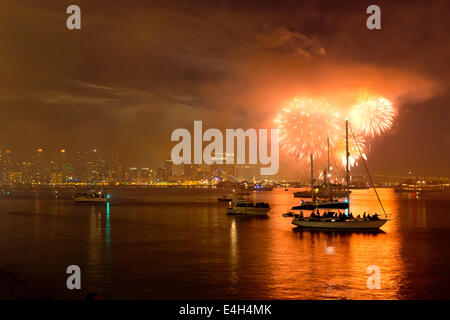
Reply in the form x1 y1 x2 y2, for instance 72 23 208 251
349 183 370 189
235 191 250 196
292 199 349 210
293 185 350 198
291 120 388 230
293 142 350 199
73 191 109 203
217 194 232 202
227 199 270 216
293 138 349 210
282 211 294 217
73 184 110 203
393 179 448 193
292 216 387 229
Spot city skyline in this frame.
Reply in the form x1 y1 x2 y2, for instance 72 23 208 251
1 145 448 186
0 146 269 185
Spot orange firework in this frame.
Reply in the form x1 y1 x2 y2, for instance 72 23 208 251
274 98 341 161
350 94 395 138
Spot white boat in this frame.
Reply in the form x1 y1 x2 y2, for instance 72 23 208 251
227 199 270 216
292 217 387 229
73 192 109 203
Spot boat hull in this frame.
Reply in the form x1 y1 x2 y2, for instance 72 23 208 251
292 202 349 210
292 219 387 230
294 191 350 198
74 197 108 203
227 208 270 216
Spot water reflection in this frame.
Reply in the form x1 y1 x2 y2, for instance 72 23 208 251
229 219 238 286
257 188 405 299
0 188 448 299
105 202 111 264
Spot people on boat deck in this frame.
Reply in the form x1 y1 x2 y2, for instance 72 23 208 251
255 202 269 208
299 210 380 221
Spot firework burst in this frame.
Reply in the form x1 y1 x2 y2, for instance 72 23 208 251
334 130 367 168
350 94 395 138
274 98 341 161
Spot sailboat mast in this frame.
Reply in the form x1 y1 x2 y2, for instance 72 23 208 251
346 120 350 213
311 154 314 202
326 137 330 199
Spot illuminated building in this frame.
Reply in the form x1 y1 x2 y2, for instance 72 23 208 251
1 149 13 185
139 167 151 184
110 152 126 183
33 148 45 184
87 159 109 183
73 150 89 182
128 167 138 183
209 152 236 179
236 164 259 181
163 158 173 179
172 164 184 177
184 164 200 179
0 149 6 185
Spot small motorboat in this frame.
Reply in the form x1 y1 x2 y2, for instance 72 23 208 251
282 211 293 217
227 199 270 216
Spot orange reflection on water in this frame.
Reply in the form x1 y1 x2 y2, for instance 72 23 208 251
252 188 406 299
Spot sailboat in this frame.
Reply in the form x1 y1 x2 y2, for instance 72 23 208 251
291 120 388 230
73 184 110 203
292 138 349 210
293 186 350 198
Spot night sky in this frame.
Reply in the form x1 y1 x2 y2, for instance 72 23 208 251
1 0 449 176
